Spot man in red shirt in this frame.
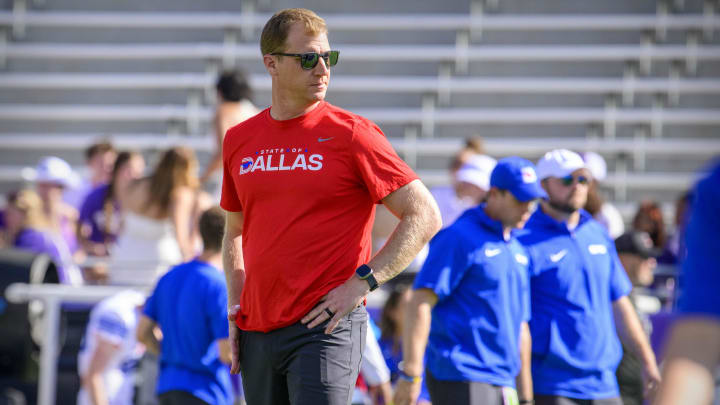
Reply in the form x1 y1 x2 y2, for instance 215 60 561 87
220 8 442 405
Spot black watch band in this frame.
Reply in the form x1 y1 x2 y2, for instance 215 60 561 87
365 273 379 292
355 264 379 292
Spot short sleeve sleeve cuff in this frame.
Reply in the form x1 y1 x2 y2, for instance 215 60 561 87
350 118 419 203
413 228 471 301
142 292 157 321
95 314 129 344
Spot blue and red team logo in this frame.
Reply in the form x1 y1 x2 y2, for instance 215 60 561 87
521 167 538 183
240 157 254 175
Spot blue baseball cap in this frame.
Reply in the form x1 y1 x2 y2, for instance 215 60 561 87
490 156 548 202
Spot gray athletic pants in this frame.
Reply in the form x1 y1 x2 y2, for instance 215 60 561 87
535 394 624 405
238 306 367 405
425 369 509 405
158 390 210 405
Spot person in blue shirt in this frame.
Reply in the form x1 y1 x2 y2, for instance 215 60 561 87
519 149 660 405
394 157 547 405
137 206 233 405
655 159 720 405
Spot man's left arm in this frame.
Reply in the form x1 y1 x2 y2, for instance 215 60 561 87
82 335 120 405
302 179 441 333
612 296 661 395
516 321 533 403
654 317 720 405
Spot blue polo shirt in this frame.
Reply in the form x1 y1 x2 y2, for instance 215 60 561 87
678 160 720 318
519 209 632 399
143 259 232 405
413 204 531 387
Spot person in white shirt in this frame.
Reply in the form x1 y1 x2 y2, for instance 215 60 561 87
431 154 497 229
200 69 260 201
357 321 392 405
77 290 145 405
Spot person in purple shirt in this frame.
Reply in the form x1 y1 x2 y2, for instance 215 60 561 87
64 141 117 210
5 189 83 285
78 151 146 257
0 209 6 247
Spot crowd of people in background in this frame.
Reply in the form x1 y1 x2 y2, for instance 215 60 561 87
0 139 709 405
0 66 260 289
0 69 260 405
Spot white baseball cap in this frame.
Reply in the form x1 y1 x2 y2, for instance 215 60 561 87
582 151 607 181
536 149 589 180
455 154 497 191
27 156 79 188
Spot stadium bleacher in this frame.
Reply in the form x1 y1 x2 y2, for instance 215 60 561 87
0 0 718 210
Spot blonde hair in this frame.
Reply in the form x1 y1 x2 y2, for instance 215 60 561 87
260 8 327 55
146 147 198 217
8 189 49 229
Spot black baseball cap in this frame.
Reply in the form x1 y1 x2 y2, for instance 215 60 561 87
615 231 661 259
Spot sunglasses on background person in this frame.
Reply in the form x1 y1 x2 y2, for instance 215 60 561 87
270 50 340 70
560 174 590 186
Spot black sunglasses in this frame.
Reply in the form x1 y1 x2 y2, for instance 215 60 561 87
560 174 590 186
270 50 339 70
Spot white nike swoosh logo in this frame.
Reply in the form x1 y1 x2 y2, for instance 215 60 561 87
318 137 334 142
515 254 528 265
550 249 567 263
485 248 502 258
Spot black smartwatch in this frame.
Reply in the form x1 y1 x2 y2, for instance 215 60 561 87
355 264 379 292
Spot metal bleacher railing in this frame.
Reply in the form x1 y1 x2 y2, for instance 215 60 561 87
0 103 718 138
4 283 147 405
3 73 720 97
1 11 718 36
4 42 719 65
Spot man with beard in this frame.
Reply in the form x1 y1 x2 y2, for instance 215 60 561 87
394 157 545 405
519 149 660 405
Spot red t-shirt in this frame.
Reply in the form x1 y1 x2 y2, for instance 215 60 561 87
221 101 418 332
